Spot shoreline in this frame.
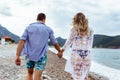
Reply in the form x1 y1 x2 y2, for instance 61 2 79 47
0 45 109 80
90 61 120 80
46 50 109 80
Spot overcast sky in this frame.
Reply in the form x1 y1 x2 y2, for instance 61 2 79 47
0 0 120 38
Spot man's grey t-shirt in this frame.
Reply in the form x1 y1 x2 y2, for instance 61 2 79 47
21 22 57 61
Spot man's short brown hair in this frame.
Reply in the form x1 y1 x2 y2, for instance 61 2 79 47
37 13 46 21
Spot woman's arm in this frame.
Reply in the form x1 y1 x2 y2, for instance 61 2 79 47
62 28 74 51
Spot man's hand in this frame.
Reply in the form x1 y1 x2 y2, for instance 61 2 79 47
57 52 63 58
15 56 21 66
57 49 64 58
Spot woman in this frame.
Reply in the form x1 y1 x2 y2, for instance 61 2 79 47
59 12 94 80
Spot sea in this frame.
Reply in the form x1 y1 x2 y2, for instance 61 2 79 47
49 47 120 80
91 48 120 70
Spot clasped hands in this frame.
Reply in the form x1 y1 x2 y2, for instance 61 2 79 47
57 49 64 58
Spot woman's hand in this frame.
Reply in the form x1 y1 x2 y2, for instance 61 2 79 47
57 52 63 58
57 49 64 58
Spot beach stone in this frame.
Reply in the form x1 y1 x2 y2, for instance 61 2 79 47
0 45 109 80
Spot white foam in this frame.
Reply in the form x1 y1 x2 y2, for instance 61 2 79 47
90 61 120 80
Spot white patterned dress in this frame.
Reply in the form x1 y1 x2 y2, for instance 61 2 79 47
63 28 94 80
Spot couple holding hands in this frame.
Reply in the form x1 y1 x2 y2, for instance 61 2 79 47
15 12 93 80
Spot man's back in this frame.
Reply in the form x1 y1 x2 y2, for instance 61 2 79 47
27 22 49 47
21 22 57 61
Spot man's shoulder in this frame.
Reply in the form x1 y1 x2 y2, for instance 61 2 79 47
26 22 36 27
44 25 53 31
29 22 39 26
46 26 52 30
27 22 43 28
27 22 53 31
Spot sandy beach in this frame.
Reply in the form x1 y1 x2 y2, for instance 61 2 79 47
0 45 108 80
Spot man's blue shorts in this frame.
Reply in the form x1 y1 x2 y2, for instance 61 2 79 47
26 55 47 70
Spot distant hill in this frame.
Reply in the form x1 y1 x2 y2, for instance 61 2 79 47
0 24 20 43
48 37 66 46
93 34 120 48
49 35 120 49
56 37 66 46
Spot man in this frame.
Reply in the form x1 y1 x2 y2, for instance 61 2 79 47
15 13 62 80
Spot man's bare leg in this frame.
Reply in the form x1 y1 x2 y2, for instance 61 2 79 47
26 68 34 80
34 70 43 80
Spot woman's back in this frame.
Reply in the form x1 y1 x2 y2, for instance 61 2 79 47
71 28 93 50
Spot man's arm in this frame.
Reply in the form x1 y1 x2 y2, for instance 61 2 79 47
53 43 63 58
15 40 25 66
49 29 63 58
53 43 61 52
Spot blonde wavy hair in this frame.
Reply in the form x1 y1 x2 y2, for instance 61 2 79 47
72 12 90 36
